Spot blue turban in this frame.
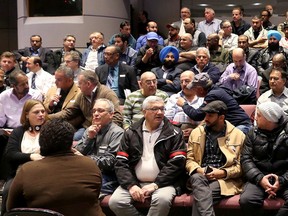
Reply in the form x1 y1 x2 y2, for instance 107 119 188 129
159 46 179 63
267 30 282 41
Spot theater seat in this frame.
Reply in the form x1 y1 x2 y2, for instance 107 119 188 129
240 104 256 123
4 208 64 216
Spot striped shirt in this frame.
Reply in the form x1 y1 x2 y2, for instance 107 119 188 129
123 89 168 129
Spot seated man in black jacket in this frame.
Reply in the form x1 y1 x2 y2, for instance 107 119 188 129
177 73 252 134
109 96 186 216
240 101 288 216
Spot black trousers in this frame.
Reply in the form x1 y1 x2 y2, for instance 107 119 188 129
240 182 288 216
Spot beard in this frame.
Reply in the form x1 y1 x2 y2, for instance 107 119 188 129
268 42 280 51
163 60 175 69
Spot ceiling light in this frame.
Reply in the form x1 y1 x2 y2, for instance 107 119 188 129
226 4 236 7
252 3 262 6
198 4 209 7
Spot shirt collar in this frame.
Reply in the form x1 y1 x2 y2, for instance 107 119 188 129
142 120 164 132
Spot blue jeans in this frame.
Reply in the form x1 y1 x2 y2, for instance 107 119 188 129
236 124 252 135
73 127 86 141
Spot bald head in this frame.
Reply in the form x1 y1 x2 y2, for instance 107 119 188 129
140 71 156 81
180 70 195 91
232 48 245 57
181 70 195 79
232 48 246 68
140 71 157 96
272 53 287 69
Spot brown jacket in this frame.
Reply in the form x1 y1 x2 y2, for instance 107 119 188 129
49 84 123 128
7 153 105 216
44 83 81 113
186 120 245 196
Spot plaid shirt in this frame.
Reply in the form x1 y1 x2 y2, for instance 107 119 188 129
201 124 226 168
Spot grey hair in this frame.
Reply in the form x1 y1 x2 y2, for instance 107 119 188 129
94 98 115 113
55 65 74 79
142 96 164 110
196 47 210 59
79 70 99 85
64 51 81 65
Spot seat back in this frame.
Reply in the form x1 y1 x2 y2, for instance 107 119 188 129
240 104 256 123
4 208 64 216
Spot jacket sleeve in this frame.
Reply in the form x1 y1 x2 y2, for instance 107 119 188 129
48 94 82 121
44 49 57 74
125 66 139 92
5 128 31 166
154 128 187 188
240 130 265 184
13 48 26 61
207 66 221 84
186 127 203 174
76 128 124 172
6 168 27 210
182 102 206 121
114 130 141 189
198 32 207 47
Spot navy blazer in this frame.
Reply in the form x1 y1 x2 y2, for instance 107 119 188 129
95 63 139 104
151 66 182 96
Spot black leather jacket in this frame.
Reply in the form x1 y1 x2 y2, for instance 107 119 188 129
115 117 186 193
241 120 288 188
257 46 288 75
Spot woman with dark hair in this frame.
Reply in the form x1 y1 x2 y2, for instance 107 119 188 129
1 99 47 215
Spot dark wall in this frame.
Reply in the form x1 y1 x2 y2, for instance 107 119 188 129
0 0 17 53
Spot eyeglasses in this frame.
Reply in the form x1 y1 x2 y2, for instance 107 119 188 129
145 107 165 112
92 108 109 114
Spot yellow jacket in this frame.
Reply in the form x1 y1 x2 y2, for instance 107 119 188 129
186 120 245 196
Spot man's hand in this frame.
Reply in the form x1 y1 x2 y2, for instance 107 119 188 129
183 128 193 139
30 153 44 161
145 48 154 58
71 148 83 156
176 97 186 107
229 73 240 80
205 168 226 181
21 56 29 62
142 183 158 197
260 174 280 199
258 37 267 44
196 167 205 175
49 94 61 107
129 185 145 203
87 125 101 139
166 79 173 84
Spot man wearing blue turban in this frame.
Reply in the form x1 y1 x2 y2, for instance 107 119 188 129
257 30 288 75
151 46 183 96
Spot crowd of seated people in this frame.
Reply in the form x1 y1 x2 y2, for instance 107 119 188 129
1 4 288 216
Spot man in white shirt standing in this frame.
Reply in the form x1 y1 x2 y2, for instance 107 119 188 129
26 57 54 96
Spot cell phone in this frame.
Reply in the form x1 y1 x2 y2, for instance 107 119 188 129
269 176 275 185
204 165 213 174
